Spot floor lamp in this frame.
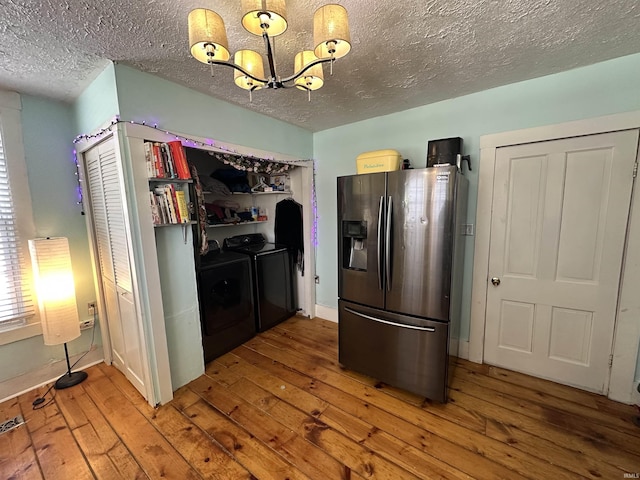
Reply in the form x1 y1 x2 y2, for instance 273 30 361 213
29 237 88 389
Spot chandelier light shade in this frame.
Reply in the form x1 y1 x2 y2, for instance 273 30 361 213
187 1 350 98
29 237 88 390
294 50 324 91
188 8 231 64
313 4 351 59
241 0 288 37
234 50 266 90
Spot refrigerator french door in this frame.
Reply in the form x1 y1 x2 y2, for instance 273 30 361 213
337 166 467 402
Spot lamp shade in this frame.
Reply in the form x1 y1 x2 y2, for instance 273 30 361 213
313 4 351 59
241 0 288 37
189 8 231 64
29 237 80 346
294 50 324 91
234 50 266 90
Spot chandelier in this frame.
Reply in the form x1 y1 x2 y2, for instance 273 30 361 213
188 1 351 100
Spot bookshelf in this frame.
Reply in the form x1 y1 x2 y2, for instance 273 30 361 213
149 178 193 227
145 140 193 229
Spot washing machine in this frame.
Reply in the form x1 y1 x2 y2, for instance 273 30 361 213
223 233 295 332
197 245 255 363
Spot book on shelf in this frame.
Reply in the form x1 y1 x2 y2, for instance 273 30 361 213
160 143 176 179
165 184 179 223
152 189 167 224
146 140 191 180
175 190 190 223
144 143 155 178
153 185 176 224
149 191 161 225
151 143 165 178
153 186 168 223
150 183 192 225
167 140 191 180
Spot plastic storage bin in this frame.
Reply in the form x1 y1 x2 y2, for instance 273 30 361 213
356 149 402 174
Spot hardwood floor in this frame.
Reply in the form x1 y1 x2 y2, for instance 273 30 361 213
2 316 640 479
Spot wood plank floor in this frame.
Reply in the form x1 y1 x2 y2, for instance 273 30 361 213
2 316 640 479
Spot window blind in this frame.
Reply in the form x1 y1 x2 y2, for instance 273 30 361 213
0 125 34 328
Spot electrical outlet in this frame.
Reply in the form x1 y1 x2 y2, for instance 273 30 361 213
80 319 94 330
462 224 474 236
315 275 320 284
88 301 96 316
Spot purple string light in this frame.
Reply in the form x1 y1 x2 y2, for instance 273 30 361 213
72 149 85 215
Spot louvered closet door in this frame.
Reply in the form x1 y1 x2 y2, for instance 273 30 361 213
86 146 125 373
85 137 149 398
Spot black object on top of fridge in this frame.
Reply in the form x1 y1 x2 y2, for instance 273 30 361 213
427 137 462 167
337 165 468 402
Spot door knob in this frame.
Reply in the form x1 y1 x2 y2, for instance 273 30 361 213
491 277 501 286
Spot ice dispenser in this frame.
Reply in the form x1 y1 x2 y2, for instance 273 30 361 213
342 221 367 271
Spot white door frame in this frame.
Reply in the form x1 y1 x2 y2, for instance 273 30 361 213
470 111 640 404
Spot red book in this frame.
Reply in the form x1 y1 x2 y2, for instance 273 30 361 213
163 184 180 223
152 143 165 178
167 140 191 180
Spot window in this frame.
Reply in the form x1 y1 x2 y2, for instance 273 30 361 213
0 90 38 343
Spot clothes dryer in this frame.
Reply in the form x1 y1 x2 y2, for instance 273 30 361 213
223 234 295 332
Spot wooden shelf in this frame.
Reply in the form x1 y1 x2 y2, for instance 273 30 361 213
205 220 268 228
154 221 196 228
235 190 291 195
149 177 193 183
201 190 291 195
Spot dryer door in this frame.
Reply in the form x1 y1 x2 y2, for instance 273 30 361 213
199 258 255 362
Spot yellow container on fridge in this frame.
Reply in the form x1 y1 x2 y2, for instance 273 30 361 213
356 149 402 174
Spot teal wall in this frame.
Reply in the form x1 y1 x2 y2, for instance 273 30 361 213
114 64 313 159
74 62 119 135
313 52 640 344
0 95 100 383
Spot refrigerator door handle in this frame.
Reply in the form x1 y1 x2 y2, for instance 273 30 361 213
377 196 384 290
385 196 392 291
345 307 436 332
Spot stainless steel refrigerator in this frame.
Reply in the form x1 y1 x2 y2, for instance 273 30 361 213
337 165 468 402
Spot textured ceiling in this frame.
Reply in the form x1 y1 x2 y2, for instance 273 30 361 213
1 0 639 132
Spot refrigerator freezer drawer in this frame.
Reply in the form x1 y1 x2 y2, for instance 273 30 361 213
338 300 449 402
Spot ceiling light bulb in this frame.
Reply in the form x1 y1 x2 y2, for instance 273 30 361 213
241 0 288 37
259 13 271 30
313 4 351 59
189 9 230 63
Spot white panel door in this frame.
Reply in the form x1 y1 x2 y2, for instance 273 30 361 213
484 130 638 392
85 138 150 398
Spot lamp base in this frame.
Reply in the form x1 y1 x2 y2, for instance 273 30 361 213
54 370 88 390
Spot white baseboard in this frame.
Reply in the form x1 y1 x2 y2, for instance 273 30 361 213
457 340 470 360
0 348 104 403
629 380 640 406
314 304 338 323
